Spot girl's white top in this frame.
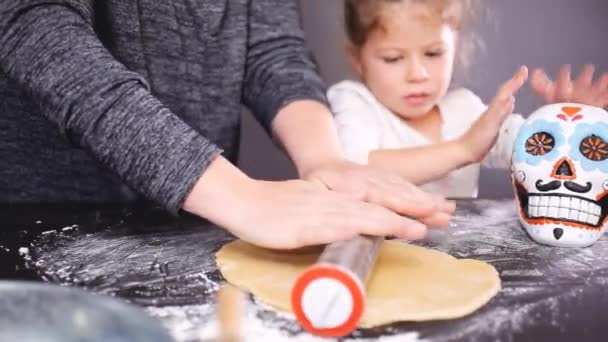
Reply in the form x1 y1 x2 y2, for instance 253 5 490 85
329 80 524 198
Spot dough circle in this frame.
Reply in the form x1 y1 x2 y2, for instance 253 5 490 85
216 240 500 328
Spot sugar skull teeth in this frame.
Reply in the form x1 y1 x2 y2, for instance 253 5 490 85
511 103 608 247
525 194 603 227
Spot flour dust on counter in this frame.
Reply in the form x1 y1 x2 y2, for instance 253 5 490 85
19 200 608 341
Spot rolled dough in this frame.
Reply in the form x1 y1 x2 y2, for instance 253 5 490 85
216 240 500 328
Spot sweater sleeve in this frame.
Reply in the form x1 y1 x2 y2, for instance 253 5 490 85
242 0 328 133
0 0 222 214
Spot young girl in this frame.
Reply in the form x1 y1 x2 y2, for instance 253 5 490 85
330 0 608 198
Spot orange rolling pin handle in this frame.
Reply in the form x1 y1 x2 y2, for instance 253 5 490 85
290 236 383 338
291 264 364 337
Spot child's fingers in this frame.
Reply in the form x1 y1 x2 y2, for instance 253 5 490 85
480 95 515 136
499 65 529 96
557 64 572 84
530 68 555 102
488 93 515 116
555 64 573 101
488 66 526 113
512 65 529 88
592 73 608 107
500 96 516 117
591 73 608 98
574 64 595 88
598 73 608 90
531 68 551 84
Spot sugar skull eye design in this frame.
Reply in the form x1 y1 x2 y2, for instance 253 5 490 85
514 119 564 166
525 132 555 156
579 135 608 161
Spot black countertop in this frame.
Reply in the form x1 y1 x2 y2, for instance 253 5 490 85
1 199 607 342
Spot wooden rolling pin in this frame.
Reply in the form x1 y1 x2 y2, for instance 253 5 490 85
216 285 246 342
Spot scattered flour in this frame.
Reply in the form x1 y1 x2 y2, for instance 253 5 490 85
147 298 423 342
24 199 608 341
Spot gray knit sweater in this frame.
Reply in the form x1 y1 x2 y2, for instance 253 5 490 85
0 0 327 213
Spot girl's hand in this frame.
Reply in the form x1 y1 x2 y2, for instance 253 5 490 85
531 64 608 108
459 66 528 163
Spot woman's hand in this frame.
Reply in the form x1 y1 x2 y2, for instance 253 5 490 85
183 156 449 249
301 159 455 228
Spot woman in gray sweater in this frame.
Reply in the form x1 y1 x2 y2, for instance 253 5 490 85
0 0 454 248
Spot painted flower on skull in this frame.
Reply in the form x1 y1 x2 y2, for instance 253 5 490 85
513 119 565 166
569 122 608 172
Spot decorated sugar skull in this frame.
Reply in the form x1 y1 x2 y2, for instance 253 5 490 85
512 103 608 247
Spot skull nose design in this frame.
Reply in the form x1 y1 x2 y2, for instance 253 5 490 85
551 157 576 180
556 160 573 176
553 228 564 240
